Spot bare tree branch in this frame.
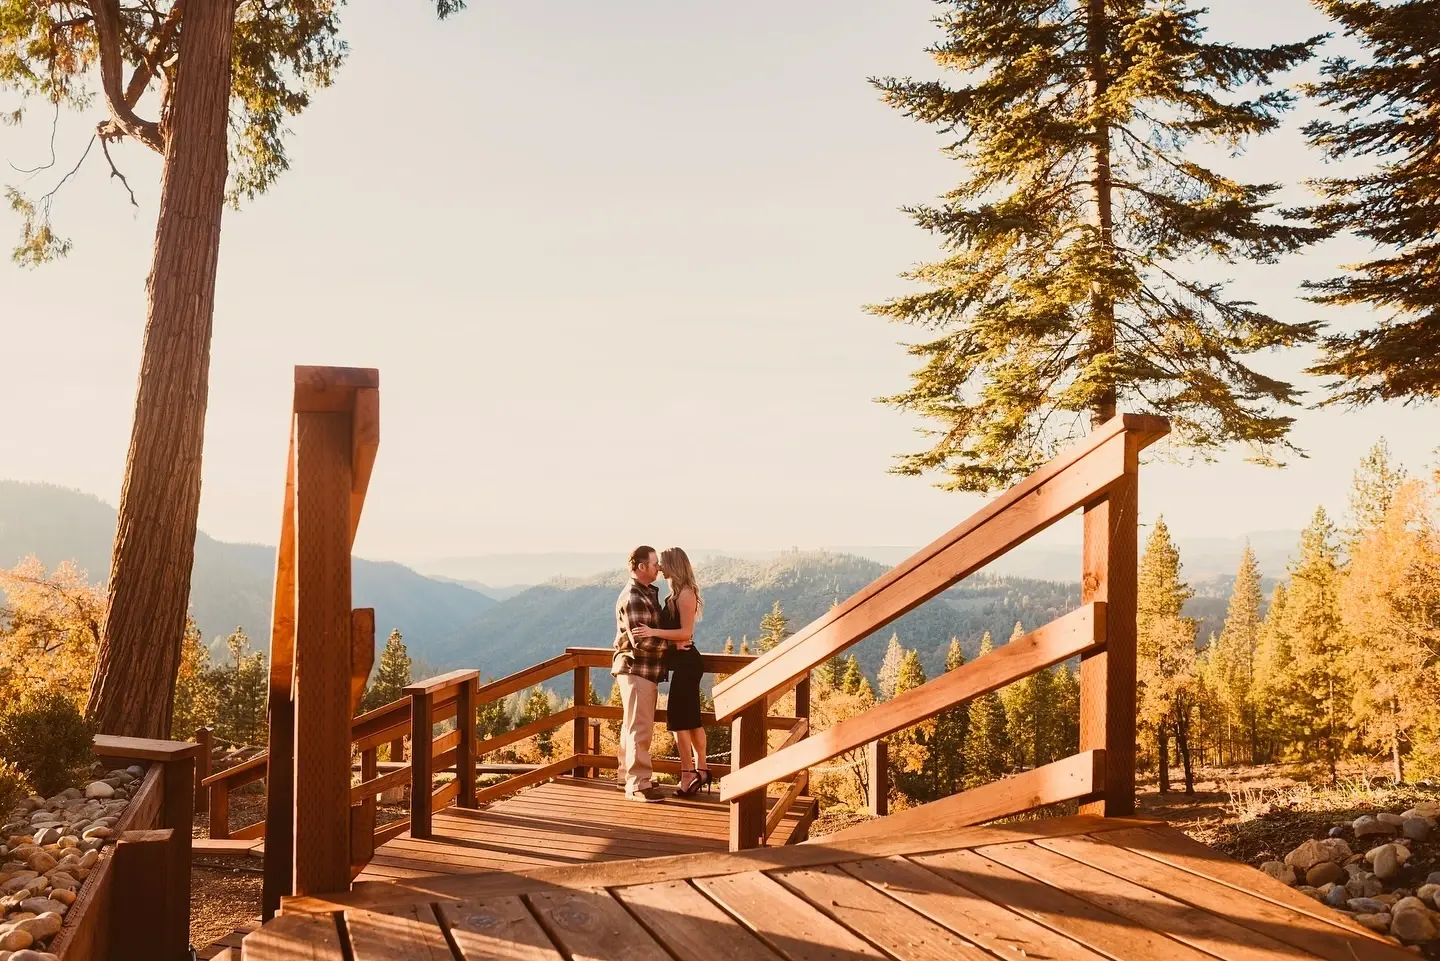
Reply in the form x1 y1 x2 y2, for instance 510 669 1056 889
8 101 63 175
123 0 185 108
100 135 139 207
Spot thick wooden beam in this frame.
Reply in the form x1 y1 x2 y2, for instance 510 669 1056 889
291 409 355 897
1079 432 1140 817
409 688 434 839
263 424 297 920
727 702 767 851
193 726 212 815
572 667 590 778
349 608 375 716
110 829 186 961
867 739 888 818
458 674 478 808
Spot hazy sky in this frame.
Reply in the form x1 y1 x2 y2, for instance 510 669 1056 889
2 0 1435 569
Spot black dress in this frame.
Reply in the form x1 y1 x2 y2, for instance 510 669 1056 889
663 595 704 732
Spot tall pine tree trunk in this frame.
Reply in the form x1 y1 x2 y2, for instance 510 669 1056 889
1157 728 1171 795
1086 0 1116 425
87 0 235 738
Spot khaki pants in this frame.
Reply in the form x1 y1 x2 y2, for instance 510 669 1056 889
615 673 658 795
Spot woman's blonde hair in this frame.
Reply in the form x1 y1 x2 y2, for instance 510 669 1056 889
660 547 703 619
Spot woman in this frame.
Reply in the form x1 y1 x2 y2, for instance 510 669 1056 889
630 546 710 796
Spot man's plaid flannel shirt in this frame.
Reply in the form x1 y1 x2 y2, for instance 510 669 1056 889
612 578 666 682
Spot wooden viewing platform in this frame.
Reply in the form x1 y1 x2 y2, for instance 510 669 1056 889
242 814 1412 961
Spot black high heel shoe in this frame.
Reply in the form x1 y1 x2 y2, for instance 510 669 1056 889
693 768 715 796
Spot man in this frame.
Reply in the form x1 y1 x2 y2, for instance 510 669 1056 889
612 545 667 802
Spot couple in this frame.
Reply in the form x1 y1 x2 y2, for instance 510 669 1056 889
611 545 710 803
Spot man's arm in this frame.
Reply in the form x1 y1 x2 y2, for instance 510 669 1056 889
622 591 667 655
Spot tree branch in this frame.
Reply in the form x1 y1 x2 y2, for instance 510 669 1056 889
100 135 139 207
123 0 185 108
90 0 165 152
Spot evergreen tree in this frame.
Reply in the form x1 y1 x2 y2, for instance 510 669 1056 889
1209 542 1263 763
926 639 969 796
212 627 267 746
877 633 905 701
758 601 791 653
1278 509 1351 781
738 637 751 656
962 634 1008 788
361 629 413 714
869 1 1322 491
1252 581 1297 761
1136 518 1200 793
475 676 512 745
520 686 555 758
1300 1 1440 404
1342 480 1440 782
1345 439 1406 547
722 637 735 655
170 617 216 738
1050 662 1081 760
890 649 934 803
841 655 865 695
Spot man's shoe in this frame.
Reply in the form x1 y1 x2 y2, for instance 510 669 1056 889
625 786 665 803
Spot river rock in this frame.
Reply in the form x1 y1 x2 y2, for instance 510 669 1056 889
1261 861 1296 885
82 782 112 800
0 928 33 951
1418 883 1440 908
79 827 110 841
1354 815 1393 838
17 898 65 916
1284 838 1350 871
1391 905 1439 943
76 850 97 870
1348 897 1389 914
0 874 36 895
1345 874 1380 897
47 889 74 906
1405 802 1440 820
1324 885 1350 908
1378 812 1407 827
1403 818 1432 842
12 914 61 941
1306 862 1344 887
11 951 62 961
1355 912 1392 933
1376 846 1402 880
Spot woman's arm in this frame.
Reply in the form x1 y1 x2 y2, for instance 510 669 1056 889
631 588 697 645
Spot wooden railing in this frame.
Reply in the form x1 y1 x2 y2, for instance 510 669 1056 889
713 414 1169 850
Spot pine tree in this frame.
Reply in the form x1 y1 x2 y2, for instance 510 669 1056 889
738 637 751 656
1209 542 1263 763
361 629 413 714
758 601 791 653
962 634 1008 788
1341 481 1440 782
877 634 905 701
1300 1 1440 404
998 621 1038 770
170 617 216 738
1050 662 1081 760
722 638 735 655
1345 439 1406 547
1278 509 1351 782
520 687 555 759
475 675 512 744
926 639 969 796
868 2 1322 491
890 649 935 803
841 655 865 695
1252 581 1296 761
1136 518 1200 793
212 627 267 747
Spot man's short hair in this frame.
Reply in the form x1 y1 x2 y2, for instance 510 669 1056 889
629 545 657 571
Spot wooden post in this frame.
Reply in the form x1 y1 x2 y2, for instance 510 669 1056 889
728 701 767 851
210 778 229 840
1078 434 1139 817
867 739 889 818
388 736 405 765
193 726 212 815
410 688 434 839
572 666 590 778
358 746 377 862
291 409 355 896
110 830 185 961
457 675 478 808
161 751 194 951
589 718 601 759
795 674 811 728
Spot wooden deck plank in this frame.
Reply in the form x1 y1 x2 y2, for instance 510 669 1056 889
525 889 673 961
346 903 456 961
614 880 784 961
694 871 889 961
773 864 996 961
840 855 1109 961
1038 833 1415 961
1095 826 1404 947
240 912 346 960
910 848 1214 961
437 898 565 961
982 840 1310 961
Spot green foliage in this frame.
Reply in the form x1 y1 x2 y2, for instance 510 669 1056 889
1345 439 1406 547
840 655 865 696
757 600 791 653
1300 1 1440 404
1205 543 1263 763
361 629 413 715
0 685 95 794
210 627 269 746
870 1 1322 490
962 633 1008 788
924 639 969 796
0 759 33 814
520 686 555 758
171 616 216 738
1137 518 1203 791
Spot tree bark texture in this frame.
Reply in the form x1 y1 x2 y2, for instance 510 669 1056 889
87 0 235 738
1086 0 1117 426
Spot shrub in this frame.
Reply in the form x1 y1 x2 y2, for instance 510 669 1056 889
0 760 33 814
0 686 95 795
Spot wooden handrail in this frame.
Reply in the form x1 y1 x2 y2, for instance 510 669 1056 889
201 754 268 789
476 652 580 704
713 414 1167 723
720 605 1104 800
566 646 760 675
405 669 480 696
582 704 800 731
475 707 579 757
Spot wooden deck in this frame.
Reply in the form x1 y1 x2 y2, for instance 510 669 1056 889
357 777 815 882
246 814 1411 960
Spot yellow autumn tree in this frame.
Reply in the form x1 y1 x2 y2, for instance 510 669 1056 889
0 557 105 706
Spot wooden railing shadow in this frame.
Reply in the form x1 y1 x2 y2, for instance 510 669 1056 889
713 414 1170 849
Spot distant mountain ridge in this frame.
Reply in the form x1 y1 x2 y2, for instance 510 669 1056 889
0 482 496 657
